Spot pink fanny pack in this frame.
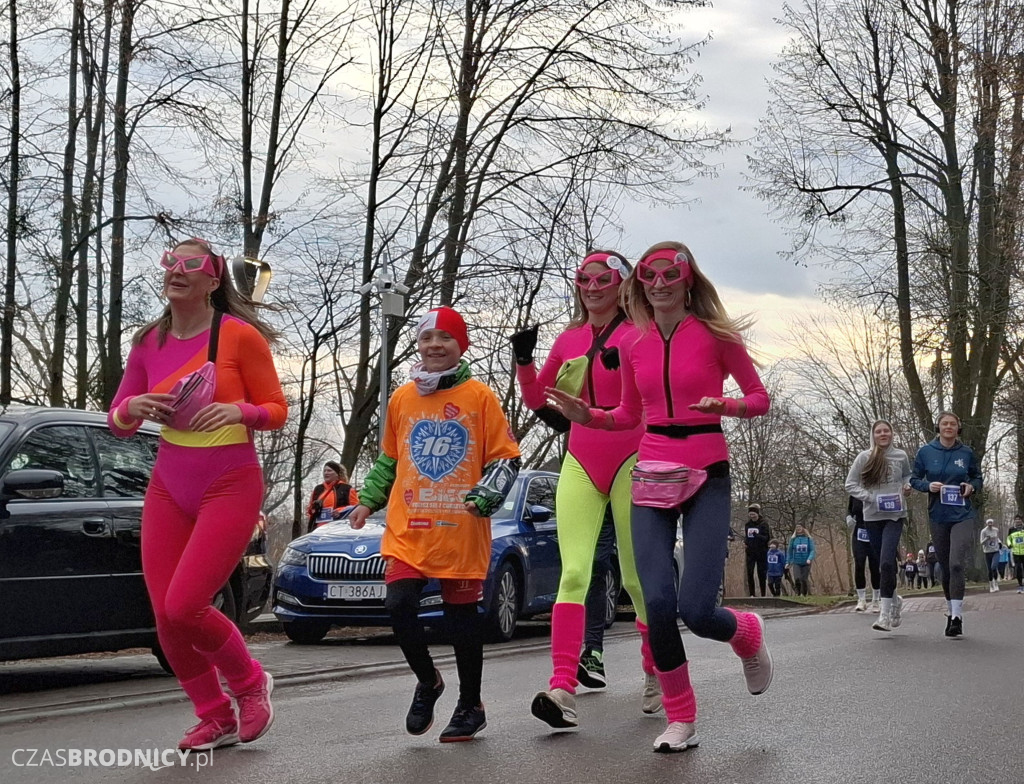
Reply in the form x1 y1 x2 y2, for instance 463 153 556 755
166 312 222 431
630 460 708 509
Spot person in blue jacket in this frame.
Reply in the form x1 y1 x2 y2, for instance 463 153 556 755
908 411 982 638
765 540 786 597
786 526 816 596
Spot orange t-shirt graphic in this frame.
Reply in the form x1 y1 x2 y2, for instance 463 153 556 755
380 379 520 580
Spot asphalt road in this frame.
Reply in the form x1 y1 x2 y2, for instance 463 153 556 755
1 593 1021 784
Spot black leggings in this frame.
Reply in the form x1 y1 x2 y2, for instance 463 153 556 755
866 519 903 599
745 554 767 597
985 551 999 581
583 506 617 651
852 528 880 591
929 520 974 601
385 578 483 706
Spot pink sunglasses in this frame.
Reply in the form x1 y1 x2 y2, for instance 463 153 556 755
637 250 692 287
574 252 629 291
160 249 222 277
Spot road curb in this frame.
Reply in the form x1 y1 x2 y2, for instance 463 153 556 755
0 609 812 727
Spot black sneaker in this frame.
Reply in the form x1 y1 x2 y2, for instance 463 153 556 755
948 616 963 637
943 615 953 636
406 670 445 735
438 702 487 743
577 648 607 689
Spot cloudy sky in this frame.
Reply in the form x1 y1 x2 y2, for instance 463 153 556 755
617 0 830 360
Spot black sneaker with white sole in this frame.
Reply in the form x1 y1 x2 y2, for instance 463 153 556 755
577 649 607 689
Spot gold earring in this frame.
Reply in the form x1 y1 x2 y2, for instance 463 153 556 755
206 290 212 307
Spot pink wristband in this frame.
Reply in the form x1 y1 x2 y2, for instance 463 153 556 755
721 398 741 417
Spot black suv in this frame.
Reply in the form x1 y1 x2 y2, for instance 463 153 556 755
0 406 272 669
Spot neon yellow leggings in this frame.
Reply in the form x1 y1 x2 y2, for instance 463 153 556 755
553 452 646 625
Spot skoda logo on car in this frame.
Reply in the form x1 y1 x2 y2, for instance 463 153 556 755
354 545 368 555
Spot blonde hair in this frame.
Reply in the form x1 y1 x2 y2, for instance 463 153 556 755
566 249 629 329
623 241 753 343
134 238 280 346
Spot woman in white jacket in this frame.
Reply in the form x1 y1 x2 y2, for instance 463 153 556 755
980 519 1002 592
845 420 912 633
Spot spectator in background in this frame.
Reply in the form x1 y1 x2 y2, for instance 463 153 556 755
998 541 1011 581
925 541 939 587
765 540 786 598
1006 515 1024 595
915 550 929 589
786 526 815 596
902 553 917 590
744 504 771 597
307 461 358 532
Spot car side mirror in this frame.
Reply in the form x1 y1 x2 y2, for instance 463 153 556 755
0 469 65 501
527 505 552 524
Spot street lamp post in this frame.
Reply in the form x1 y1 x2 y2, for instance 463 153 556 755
359 272 410 442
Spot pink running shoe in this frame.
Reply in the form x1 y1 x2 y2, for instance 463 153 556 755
236 672 275 743
178 716 240 751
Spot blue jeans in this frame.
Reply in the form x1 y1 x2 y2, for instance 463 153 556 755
631 475 737 672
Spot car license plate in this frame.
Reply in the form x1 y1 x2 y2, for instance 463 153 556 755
326 582 386 600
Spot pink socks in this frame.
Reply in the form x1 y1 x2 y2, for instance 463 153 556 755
636 619 655 675
179 670 233 721
548 602 586 692
656 662 697 723
727 609 763 659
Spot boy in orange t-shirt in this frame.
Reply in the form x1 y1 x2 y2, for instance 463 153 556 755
349 307 521 743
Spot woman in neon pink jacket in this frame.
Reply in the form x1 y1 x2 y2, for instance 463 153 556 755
547 241 773 753
513 250 656 730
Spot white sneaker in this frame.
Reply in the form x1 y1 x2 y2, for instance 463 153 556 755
653 721 700 753
872 613 892 632
869 601 880 613
530 688 578 729
890 595 903 628
854 599 867 612
738 614 773 695
642 672 663 715
994 582 1000 592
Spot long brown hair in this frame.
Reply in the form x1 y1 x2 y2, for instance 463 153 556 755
861 419 894 487
623 241 754 342
566 249 629 329
134 238 280 346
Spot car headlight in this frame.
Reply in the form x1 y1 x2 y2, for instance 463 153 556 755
279 547 307 567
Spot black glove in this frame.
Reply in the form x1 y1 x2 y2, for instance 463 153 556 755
600 346 620 370
510 324 539 366
533 405 571 433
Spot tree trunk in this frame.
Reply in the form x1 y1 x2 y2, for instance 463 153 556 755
2 0 21 405
50 0 84 406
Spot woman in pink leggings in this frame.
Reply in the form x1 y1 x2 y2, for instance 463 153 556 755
108 239 287 751
549 241 773 753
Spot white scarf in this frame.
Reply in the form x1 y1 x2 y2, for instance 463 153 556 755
409 361 459 395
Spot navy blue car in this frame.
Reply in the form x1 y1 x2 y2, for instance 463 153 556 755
272 470 620 643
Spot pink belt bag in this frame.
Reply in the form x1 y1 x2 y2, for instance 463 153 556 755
630 460 708 509
166 312 222 431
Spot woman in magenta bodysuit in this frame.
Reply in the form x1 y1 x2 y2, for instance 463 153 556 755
548 241 773 753
108 239 287 751
513 251 657 730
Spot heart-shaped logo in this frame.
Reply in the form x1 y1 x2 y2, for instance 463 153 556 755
409 418 469 481
405 489 414 505
444 403 460 420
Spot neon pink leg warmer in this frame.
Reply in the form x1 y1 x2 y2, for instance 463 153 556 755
727 608 763 659
548 602 586 693
179 670 233 722
656 662 697 723
636 619 655 675
197 628 264 695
